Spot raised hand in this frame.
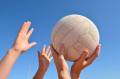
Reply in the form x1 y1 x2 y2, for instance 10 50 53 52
13 21 37 53
0 21 37 79
71 45 101 79
38 45 52 70
34 45 52 79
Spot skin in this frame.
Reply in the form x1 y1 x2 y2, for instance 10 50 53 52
71 45 101 79
0 21 37 79
33 45 52 79
51 44 101 79
51 45 71 79
0 21 100 79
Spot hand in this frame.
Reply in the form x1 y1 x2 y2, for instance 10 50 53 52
34 45 52 79
38 45 52 70
51 44 69 71
71 45 101 79
51 44 70 79
13 21 37 54
0 21 37 79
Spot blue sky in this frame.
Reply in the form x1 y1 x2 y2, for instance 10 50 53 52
0 0 120 79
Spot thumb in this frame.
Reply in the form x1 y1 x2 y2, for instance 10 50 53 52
50 45 58 60
59 44 65 55
28 42 37 49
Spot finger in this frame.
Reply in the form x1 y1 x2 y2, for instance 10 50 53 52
87 45 101 59
50 45 58 60
46 46 51 55
42 45 46 55
48 48 53 58
25 21 31 33
49 50 53 58
19 22 26 34
19 21 31 34
59 44 65 55
98 44 101 56
86 45 101 66
27 28 34 39
50 44 59 68
49 50 53 61
28 42 37 49
89 45 100 60
48 49 52 58
51 45 68 72
38 51 41 64
75 49 89 63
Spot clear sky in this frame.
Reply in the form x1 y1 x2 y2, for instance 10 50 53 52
0 0 120 79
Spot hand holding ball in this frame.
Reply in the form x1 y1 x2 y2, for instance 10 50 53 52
51 14 100 61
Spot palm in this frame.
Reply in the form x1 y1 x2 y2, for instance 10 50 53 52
38 46 52 70
15 35 29 51
71 58 88 73
40 52 50 67
13 21 36 53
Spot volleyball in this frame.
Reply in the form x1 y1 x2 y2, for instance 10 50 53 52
51 14 100 61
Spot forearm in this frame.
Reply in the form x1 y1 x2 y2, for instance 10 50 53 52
71 73 80 79
56 56 70 79
33 66 47 79
57 70 70 79
0 48 21 79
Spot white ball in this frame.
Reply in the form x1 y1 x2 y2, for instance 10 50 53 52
51 14 100 61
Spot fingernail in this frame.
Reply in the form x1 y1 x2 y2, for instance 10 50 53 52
48 45 50 49
31 28 34 31
27 20 31 23
27 21 31 25
24 22 27 25
34 42 37 45
43 44 46 48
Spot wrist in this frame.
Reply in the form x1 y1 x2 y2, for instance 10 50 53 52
12 46 22 55
35 66 47 79
38 64 48 72
71 70 81 79
6 48 21 63
9 48 22 57
71 72 80 79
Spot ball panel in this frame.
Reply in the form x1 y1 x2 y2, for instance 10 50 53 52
65 46 80 61
65 33 97 61
88 22 100 43
78 33 98 55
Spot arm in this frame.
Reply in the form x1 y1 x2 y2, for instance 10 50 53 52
0 21 36 79
51 45 71 79
33 45 52 79
71 45 101 79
